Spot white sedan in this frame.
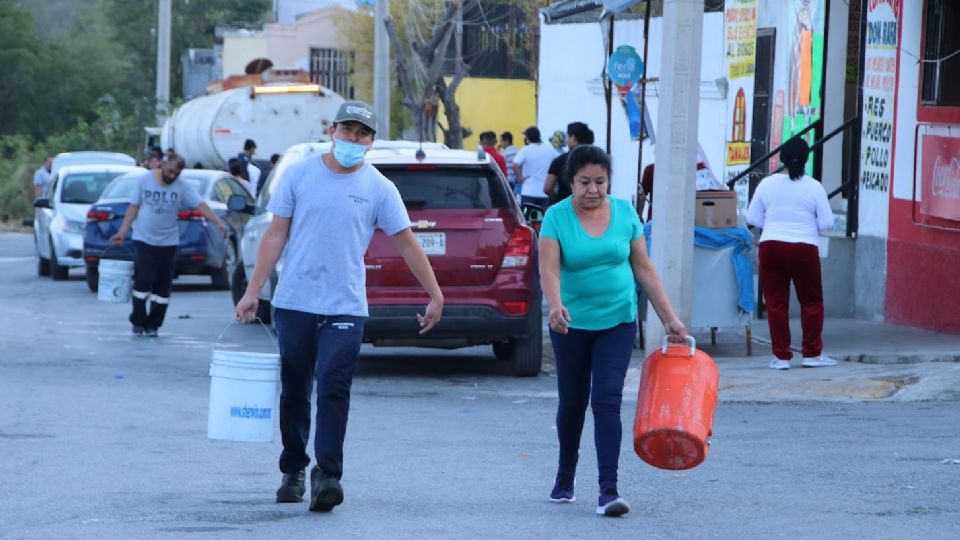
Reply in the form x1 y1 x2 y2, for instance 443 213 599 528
33 163 142 280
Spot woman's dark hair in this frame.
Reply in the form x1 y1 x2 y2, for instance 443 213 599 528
564 144 611 186
780 136 810 180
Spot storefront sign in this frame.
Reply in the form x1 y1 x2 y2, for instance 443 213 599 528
724 0 757 212
921 134 960 222
607 45 644 97
859 0 901 194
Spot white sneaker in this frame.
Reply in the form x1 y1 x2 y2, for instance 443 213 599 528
768 358 791 370
802 356 837 367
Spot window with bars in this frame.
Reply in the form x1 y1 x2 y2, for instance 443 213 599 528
921 0 960 106
309 48 355 99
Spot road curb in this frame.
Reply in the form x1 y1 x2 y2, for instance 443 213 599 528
750 335 960 365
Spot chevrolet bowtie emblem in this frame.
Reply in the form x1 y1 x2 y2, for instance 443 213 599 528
413 220 437 229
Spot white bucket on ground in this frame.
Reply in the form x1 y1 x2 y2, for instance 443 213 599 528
97 259 135 303
207 350 280 442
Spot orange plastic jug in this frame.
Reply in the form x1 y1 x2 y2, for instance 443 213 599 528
633 336 719 470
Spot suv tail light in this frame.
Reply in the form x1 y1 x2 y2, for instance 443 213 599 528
177 209 204 221
502 226 532 268
86 210 115 222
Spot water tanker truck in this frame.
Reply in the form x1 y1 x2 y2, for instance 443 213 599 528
155 69 344 169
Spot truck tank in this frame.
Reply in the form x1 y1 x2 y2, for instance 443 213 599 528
161 83 344 169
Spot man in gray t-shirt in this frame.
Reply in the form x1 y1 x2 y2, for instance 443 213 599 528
112 156 227 336
235 100 444 513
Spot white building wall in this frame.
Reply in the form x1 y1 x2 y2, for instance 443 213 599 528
892 3 920 204
538 13 727 202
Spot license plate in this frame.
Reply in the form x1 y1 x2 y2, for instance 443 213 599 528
414 232 446 255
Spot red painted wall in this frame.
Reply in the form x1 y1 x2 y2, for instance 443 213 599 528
886 198 960 333
884 0 960 334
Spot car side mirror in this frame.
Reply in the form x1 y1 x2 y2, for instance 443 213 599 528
33 198 51 209
21 218 34 228
227 194 254 214
521 202 545 224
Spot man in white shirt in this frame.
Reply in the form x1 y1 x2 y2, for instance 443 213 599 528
499 131 518 191
34 157 52 197
513 127 558 208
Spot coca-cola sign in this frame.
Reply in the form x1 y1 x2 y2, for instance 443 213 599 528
921 134 960 221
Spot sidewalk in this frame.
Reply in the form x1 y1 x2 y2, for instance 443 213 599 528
619 317 960 403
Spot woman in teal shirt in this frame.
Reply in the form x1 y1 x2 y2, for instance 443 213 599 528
539 145 686 517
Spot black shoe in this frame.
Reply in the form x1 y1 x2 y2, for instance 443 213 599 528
276 470 306 503
144 328 158 337
309 466 343 512
131 326 144 336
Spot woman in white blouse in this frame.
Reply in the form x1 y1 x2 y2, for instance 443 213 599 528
747 137 836 370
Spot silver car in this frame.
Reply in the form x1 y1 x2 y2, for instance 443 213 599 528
33 163 142 280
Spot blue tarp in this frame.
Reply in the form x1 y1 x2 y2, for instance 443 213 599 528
643 224 755 313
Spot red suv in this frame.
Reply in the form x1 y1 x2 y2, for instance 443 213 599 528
234 144 543 376
363 148 543 376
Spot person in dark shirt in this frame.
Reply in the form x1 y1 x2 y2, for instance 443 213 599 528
544 122 594 203
237 139 257 181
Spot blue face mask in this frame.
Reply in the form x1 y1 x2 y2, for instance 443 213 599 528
332 139 368 168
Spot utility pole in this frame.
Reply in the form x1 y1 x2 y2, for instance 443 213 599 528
373 0 391 138
156 0 172 124
644 0 704 352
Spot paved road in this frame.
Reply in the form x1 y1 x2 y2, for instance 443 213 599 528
1 232 959 539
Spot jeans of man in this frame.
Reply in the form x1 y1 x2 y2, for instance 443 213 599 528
549 321 636 490
274 308 365 480
129 240 177 330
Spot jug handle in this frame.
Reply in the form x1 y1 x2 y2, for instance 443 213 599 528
661 335 696 356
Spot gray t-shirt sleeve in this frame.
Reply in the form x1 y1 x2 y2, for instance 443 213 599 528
130 175 145 205
376 179 411 235
181 183 203 208
267 163 298 218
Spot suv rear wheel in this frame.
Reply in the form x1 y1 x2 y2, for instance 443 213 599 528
508 307 543 377
211 240 236 290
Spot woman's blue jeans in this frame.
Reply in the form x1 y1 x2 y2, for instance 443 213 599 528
549 321 637 490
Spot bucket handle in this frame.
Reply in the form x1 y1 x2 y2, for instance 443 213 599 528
100 242 134 260
216 317 278 350
661 335 697 357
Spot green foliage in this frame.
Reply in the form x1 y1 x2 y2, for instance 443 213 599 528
105 0 271 100
0 0 270 221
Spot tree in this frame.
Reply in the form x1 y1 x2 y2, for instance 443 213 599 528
341 0 551 149
384 1 470 148
104 0 271 102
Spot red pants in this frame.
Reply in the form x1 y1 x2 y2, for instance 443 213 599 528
759 240 824 360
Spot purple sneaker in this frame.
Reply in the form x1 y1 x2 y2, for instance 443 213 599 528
596 487 630 517
549 474 575 503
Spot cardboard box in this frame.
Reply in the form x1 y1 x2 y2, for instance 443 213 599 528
695 190 737 229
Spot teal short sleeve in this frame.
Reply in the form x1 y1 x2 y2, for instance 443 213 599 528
539 203 562 239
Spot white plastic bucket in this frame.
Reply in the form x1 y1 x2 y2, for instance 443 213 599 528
207 350 280 442
97 259 135 303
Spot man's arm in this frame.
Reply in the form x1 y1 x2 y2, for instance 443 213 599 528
196 202 229 237
390 228 443 334
512 162 524 184
235 216 291 321
110 204 139 244
543 173 558 197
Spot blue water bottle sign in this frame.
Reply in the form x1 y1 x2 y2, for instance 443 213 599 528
607 45 644 97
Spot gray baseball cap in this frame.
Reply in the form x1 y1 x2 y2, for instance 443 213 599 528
334 100 377 133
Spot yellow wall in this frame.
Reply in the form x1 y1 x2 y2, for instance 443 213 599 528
438 78 537 150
